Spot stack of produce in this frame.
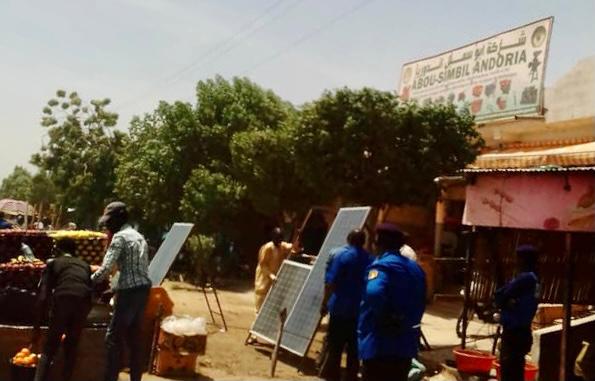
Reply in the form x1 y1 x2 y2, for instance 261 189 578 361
10 347 39 380
0 230 53 262
0 256 46 290
11 347 39 367
49 230 108 265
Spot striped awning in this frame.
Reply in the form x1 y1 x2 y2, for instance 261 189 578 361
0 199 36 216
469 141 595 169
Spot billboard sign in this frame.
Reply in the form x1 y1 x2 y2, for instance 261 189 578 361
463 173 595 232
398 17 553 122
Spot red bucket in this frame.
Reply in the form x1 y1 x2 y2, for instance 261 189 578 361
453 348 496 374
493 360 538 381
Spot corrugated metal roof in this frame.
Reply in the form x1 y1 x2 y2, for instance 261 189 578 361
468 141 595 169
461 166 595 173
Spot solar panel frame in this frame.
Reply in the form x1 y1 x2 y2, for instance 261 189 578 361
249 260 312 346
280 206 371 356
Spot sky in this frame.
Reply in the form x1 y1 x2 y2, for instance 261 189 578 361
1 0 594 180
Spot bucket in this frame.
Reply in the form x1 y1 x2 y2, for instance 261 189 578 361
493 360 538 381
453 348 496 374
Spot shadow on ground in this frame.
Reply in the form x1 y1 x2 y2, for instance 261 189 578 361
253 346 319 378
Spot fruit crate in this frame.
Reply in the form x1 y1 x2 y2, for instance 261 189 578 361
0 231 53 263
50 231 108 265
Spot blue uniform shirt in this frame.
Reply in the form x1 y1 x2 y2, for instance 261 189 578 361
495 272 538 330
358 251 426 361
0 219 12 229
325 245 372 319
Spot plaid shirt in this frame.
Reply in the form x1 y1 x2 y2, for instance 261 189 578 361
91 224 151 290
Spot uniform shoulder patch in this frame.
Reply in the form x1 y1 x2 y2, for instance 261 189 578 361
368 269 379 280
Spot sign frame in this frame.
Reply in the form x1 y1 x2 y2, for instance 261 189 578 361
398 17 554 122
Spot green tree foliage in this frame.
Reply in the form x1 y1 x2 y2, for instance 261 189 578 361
29 171 57 212
180 167 246 235
31 90 125 226
0 166 33 201
0 168 57 216
115 101 200 227
293 87 483 206
116 77 297 229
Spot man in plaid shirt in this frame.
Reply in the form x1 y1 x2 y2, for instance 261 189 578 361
92 201 152 381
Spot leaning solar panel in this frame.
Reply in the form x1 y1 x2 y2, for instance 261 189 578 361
250 260 312 344
281 206 371 356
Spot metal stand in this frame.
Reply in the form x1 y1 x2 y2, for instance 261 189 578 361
244 331 253 345
201 283 228 332
560 233 574 381
270 308 288 377
491 325 501 355
148 305 164 374
420 329 432 350
461 228 476 349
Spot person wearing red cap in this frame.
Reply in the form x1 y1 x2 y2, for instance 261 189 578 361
92 201 152 381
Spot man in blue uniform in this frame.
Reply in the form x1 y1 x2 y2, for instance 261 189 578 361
495 244 539 381
319 229 371 381
0 211 13 229
358 223 426 381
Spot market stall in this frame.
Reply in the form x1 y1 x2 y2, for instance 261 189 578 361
461 167 595 381
0 229 110 381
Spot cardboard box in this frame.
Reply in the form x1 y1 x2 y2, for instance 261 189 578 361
533 304 591 328
153 348 197 376
157 329 206 355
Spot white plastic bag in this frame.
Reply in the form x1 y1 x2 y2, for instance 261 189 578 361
161 315 207 336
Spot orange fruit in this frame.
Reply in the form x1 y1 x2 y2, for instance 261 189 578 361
22 357 34 366
20 348 30 356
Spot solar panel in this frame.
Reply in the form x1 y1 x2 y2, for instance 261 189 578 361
281 207 371 356
250 260 312 343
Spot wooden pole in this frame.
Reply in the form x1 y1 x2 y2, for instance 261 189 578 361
560 232 573 381
461 227 476 349
270 307 288 378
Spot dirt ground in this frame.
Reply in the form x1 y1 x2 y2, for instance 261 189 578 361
159 279 324 380
152 279 496 381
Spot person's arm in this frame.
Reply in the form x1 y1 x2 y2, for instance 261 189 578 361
91 236 123 283
321 254 341 315
365 268 390 313
258 245 276 281
32 261 53 345
494 273 534 307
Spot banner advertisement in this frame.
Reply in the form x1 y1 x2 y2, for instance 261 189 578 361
463 173 595 232
398 17 553 122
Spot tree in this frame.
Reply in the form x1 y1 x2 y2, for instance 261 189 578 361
31 90 125 227
115 101 200 228
29 171 57 213
292 87 483 206
230 124 312 217
179 167 246 235
116 76 297 228
0 166 33 201
116 76 298 264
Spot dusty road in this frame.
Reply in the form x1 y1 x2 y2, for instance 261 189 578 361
140 279 495 380
157 279 322 380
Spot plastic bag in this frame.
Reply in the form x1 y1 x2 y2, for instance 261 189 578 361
161 315 207 336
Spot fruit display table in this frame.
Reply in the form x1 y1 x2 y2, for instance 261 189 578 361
0 231 175 381
0 230 111 381
0 325 107 381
